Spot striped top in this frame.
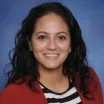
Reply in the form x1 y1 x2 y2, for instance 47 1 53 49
38 79 82 104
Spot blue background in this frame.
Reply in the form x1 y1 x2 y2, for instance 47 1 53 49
0 0 104 95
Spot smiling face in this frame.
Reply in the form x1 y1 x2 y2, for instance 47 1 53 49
29 13 71 71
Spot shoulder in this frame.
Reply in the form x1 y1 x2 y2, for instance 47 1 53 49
88 67 99 79
0 82 29 94
88 67 100 83
88 67 102 90
88 67 103 104
0 83 31 104
0 78 36 98
0 82 47 104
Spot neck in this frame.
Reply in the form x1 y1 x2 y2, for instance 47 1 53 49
38 65 67 85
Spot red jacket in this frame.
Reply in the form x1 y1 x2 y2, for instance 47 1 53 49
0 68 103 104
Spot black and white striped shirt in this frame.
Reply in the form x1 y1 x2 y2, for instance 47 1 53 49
38 80 82 104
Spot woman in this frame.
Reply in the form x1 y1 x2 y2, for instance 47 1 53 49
0 2 103 104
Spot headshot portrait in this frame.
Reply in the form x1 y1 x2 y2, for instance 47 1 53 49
0 1 103 104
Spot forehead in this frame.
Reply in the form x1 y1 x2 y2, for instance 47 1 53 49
34 13 69 32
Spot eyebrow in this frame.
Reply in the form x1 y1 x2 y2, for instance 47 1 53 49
35 31 69 36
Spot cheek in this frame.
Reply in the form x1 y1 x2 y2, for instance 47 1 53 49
31 41 47 52
57 42 70 52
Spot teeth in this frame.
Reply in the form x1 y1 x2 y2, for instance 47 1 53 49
44 54 59 59
45 54 58 57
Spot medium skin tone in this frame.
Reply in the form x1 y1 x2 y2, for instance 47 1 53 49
29 13 71 93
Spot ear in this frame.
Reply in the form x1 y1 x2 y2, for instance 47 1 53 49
28 41 33 51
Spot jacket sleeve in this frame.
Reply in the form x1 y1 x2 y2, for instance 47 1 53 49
89 67 103 104
0 84 20 104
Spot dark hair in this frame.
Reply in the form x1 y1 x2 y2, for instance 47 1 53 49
6 2 96 100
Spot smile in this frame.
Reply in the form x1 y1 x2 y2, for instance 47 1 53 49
44 53 59 59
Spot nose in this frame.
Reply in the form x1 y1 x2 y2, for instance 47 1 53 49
46 38 57 50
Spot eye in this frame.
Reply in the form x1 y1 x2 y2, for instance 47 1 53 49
37 35 47 40
58 36 66 40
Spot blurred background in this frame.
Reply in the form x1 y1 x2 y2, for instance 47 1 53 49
0 0 104 95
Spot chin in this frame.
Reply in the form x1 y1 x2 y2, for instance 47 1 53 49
42 64 62 70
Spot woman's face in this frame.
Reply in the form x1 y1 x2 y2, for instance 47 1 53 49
29 13 71 70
